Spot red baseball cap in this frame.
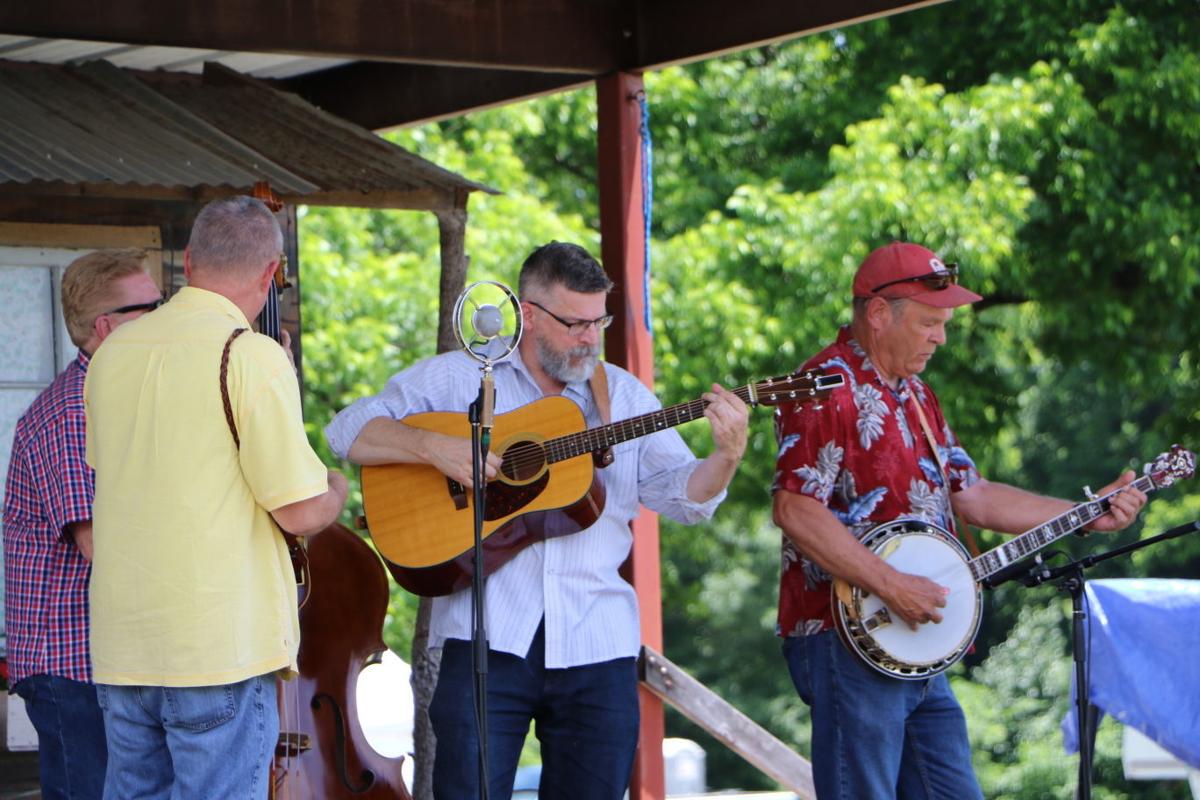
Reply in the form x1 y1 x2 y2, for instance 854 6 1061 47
852 242 982 308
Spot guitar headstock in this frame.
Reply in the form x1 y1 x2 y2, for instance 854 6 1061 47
1145 444 1196 489
749 370 846 408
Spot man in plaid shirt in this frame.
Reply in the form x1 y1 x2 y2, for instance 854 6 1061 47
3 249 162 799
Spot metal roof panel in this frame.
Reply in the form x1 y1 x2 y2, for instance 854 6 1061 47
0 58 493 209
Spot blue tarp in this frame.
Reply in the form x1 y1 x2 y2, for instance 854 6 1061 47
1062 579 1200 768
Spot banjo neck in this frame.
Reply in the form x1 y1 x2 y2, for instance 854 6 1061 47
968 474 1158 583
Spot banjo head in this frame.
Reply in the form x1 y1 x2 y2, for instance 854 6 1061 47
837 518 982 680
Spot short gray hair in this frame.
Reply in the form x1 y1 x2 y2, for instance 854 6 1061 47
187 196 282 278
518 241 613 298
852 295 909 321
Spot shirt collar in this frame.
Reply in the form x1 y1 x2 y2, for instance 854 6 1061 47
173 286 252 328
837 324 915 398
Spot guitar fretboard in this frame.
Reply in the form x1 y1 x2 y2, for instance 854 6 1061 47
542 384 756 464
969 474 1158 581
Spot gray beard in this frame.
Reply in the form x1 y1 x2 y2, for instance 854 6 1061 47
535 335 601 384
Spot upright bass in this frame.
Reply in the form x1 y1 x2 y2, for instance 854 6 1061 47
251 183 411 799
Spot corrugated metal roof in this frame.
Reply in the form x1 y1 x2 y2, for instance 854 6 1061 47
0 34 351 81
0 58 494 210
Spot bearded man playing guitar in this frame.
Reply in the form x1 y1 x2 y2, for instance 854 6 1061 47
325 241 750 800
772 242 1147 800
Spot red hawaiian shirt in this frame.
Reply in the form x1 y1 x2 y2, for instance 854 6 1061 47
772 326 980 637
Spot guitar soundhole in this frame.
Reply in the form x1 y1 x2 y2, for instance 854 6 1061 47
499 439 547 482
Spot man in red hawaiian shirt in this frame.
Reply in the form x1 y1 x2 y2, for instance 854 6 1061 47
772 242 1146 800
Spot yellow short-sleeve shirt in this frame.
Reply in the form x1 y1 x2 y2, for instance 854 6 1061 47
84 286 328 687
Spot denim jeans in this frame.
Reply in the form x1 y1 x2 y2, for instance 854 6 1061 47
429 622 640 800
13 674 108 799
95 673 277 800
783 630 983 800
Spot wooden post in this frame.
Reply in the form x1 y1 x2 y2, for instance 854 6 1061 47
405 201 469 800
597 70 665 800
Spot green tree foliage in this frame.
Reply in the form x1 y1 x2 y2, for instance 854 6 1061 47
298 0 1199 793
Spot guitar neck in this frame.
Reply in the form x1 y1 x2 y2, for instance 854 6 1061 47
970 474 1158 581
544 384 756 464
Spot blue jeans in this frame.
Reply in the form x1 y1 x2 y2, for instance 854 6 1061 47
13 674 108 799
783 631 983 800
429 623 640 800
95 674 277 800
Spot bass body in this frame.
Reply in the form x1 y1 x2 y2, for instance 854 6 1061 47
832 445 1194 680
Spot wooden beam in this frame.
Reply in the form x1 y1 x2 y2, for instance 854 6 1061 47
0 183 463 211
597 70 666 800
639 646 816 799
285 63 590 131
635 0 953 70
0 0 626 73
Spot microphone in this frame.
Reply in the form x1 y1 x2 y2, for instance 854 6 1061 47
472 304 505 339
981 552 1049 590
452 280 522 363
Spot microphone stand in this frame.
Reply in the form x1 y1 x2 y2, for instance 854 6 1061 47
451 279 522 800
469 362 495 800
993 520 1200 800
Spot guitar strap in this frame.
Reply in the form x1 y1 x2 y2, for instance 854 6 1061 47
220 327 309 587
907 389 981 558
588 362 615 468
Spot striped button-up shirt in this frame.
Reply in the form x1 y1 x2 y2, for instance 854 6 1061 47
326 343 724 668
3 351 95 684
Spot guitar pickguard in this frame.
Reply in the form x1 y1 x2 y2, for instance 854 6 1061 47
483 470 550 520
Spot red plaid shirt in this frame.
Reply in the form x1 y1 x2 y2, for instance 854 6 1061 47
772 327 980 637
3 351 95 683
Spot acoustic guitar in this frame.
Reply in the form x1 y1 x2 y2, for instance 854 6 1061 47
831 444 1195 680
361 370 844 596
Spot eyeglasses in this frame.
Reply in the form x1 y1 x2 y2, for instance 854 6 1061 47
105 298 163 315
870 263 960 294
527 300 613 336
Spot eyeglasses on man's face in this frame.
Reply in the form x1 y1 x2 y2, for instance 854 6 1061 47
526 300 613 337
870 263 960 295
105 298 164 316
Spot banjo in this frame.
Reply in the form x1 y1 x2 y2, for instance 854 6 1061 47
831 445 1195 680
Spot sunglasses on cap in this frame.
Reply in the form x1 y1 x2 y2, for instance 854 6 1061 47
870 263 960 294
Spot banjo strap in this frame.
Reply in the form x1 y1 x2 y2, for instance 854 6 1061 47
907 390 981 558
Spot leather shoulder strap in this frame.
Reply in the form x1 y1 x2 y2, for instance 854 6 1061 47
588 362 614 468
220 328 250 449
907 389 980 557
589 361 612 425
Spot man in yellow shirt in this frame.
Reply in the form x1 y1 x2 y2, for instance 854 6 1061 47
84 196 348 797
